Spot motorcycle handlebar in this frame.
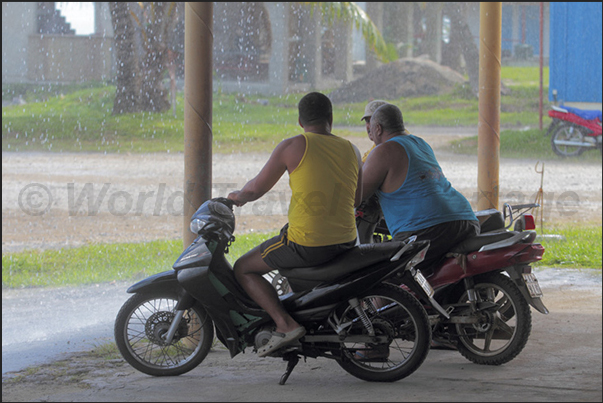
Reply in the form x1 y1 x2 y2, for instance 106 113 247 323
213 197 235 210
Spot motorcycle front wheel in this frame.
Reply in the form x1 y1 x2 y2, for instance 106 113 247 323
451 273 531 365
335 284 431 382
114 291 214 376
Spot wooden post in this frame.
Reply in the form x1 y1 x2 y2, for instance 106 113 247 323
183 2 213 247
477 2 502 211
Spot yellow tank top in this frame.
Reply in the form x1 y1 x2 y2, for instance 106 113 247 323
287 132 358 247
362 144 376 163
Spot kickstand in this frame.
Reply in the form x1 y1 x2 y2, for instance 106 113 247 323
279 353 300 385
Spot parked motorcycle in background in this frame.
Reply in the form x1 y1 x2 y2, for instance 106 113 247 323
547 105 602 157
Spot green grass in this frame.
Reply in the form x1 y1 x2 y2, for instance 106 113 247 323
501 66 549 88
2 223 600 289
450 128 602 162
3 66 558 154
1 231 277 289
535 224 602 269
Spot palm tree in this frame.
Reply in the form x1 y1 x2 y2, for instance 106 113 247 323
109 2 179 115
109 2 141 114
304 2 391 62
444 2 480 95
132 2 180 113
109 2 389 115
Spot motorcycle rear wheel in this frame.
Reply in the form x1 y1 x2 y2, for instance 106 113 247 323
550 122 587 157
335 284 431 382
114 291 214 376
450 273 531 365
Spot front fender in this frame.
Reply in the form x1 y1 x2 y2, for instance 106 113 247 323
127 270 179 294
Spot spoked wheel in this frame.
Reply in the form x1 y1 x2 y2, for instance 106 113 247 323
451 273 531 365
550 122 588 157
335 284 431 382
114 292 214 376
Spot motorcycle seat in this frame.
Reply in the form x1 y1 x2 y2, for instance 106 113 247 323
279 241 405 284
563 105 602 121
475 208 505 233
449 231 518 254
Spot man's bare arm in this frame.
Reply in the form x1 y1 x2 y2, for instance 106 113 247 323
228 139 290 206
360 144 389 201
351 144 363 207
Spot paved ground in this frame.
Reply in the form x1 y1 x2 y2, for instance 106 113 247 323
2 279 601 402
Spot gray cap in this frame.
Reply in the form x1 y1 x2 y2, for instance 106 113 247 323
361 100 389 121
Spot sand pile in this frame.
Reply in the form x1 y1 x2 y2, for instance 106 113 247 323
329 57 466 104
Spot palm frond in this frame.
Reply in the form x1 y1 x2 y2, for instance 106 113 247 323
300 2 392 63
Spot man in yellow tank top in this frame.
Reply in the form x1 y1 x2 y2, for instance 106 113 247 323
228 92 363 357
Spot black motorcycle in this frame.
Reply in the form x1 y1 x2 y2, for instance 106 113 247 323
114 197 436 384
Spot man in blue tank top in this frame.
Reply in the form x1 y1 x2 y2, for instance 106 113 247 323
361 104 479 273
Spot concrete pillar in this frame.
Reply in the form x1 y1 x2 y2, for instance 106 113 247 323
402 3 415 58
511 5 520 56
183 2 213 247
301 7 322 88
424 3 443 63
333 19 353 83
477 2 502 211
267 3 290 94
365 2 383 71
94 2 113 37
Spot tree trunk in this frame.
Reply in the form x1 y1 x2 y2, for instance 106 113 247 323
109 2 141 114
140 46 170 113
138 2 171 113
446 3 480 96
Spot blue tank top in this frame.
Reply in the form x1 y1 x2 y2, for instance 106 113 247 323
376 135 477 236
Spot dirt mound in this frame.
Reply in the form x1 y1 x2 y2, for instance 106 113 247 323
329 57 466 104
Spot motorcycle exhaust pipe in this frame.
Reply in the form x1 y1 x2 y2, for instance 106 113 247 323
553 140 596 147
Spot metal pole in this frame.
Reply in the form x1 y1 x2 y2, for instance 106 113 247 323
538 2 544 130
477 2 502 211
183 2 213 247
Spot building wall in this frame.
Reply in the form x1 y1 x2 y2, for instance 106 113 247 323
549 2 602 105
3 2 113 84
27 35 113 82
467 3 550 60
2 3 37 83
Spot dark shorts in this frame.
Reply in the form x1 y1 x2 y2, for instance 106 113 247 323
260 224 356 270
393 220 480 272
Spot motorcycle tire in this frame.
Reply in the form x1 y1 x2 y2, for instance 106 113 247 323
450 272 532 366
550 122 587 157
114 291 214 376
335 284 431 382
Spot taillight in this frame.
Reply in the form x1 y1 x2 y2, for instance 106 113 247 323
523 214 536 230
514 214 537 231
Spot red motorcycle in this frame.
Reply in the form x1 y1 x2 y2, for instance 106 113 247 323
547 105 602 157
352 200 548 366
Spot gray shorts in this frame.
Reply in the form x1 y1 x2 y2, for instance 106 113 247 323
260 224 356 270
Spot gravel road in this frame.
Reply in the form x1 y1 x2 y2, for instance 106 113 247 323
2 126 601 253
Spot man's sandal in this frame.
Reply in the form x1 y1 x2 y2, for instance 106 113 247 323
257 327 306 357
